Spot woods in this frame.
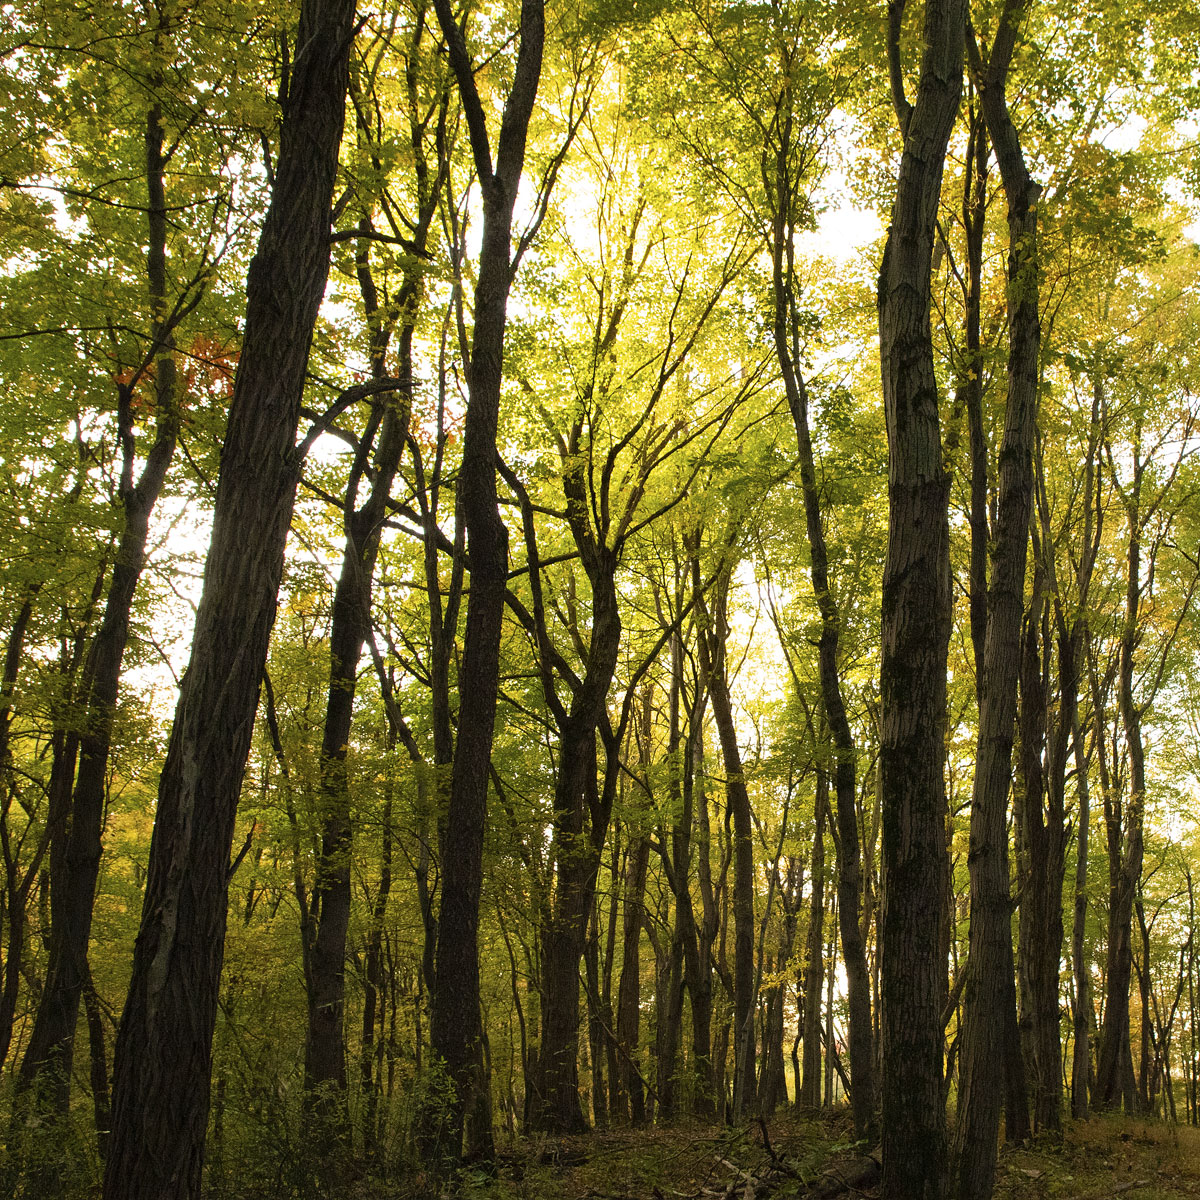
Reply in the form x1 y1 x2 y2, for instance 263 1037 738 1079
2 1 1200 1198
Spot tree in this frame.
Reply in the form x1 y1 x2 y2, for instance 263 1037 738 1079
15 0 237 1125
102 0 360 1193
951 0 1042 1191
427 0 545 1161
877 0 964 1193
301 12 447 1147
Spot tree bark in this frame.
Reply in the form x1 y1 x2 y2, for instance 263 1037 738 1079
800 779 827 1108
952 7 1041 1192
1096 478 1147 1109
616 833 651 1125
878 0 963 1193
101 3 356 1194
699 570 756 1120
427 0 544 1162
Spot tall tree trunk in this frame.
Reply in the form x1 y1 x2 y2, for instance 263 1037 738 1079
584 898 608 1127
18 82 184 1116
878 0 963 1192
952 4 1041 1194
1064 379 1103 1119
101 4 357 1194
800 777 826 1108
700 572 756 1119
1015 578 1064 1135
304 225 423 1139
616 834 651 1125
767 47 877 1139
1096 483 1147 1109
0 596 38 1071
690 704 719 1117
428 0 544 1162
360 763 394 1152
657 916 684 1121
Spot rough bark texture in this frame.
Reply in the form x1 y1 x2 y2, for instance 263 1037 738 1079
953 3 1041 1192
428 0 543 1161
101 4 355 1195
878 0 963 1193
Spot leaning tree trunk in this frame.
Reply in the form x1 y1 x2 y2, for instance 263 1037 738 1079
101 4 357 1196
878 0 963 1193
427 0 544 1161
952 5 1041 1192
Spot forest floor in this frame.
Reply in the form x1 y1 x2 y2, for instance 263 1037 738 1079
389 1110 1200 1200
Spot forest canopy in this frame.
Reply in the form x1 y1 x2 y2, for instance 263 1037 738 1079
1 1 1200 1198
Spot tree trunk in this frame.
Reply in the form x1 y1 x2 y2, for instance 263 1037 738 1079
616 834 651 1125
769 56 877 1141
878 0 963 1192
428 0 544 1162
360 772 394 1152
101 4 356 1194
801 777 826 1108
1064 379 1103 1120
698 569 756 1120
584 899 608 1127
1096 494 1146 1109
1017 587 1066 1135
304 225 423 1140
951 4 1041 1194
19 88 183 1116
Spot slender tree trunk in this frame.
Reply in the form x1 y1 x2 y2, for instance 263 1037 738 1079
584 900 608 1127
1070 701 1094 1119
616 834 651 1125
428 0 544 1161
1018 585 1067 1135
878 0 963 1192
657 918 684 1121
83 962 111 1160
304 232 421 1140
801 778 826 1108
101 5 357 1194
19 87 183 1116
952 5 1040 1193
1066 382 1103 1119
1097 485 1146 1110
714 651 756 1118
0 596 37 1071
360 771 394 1152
